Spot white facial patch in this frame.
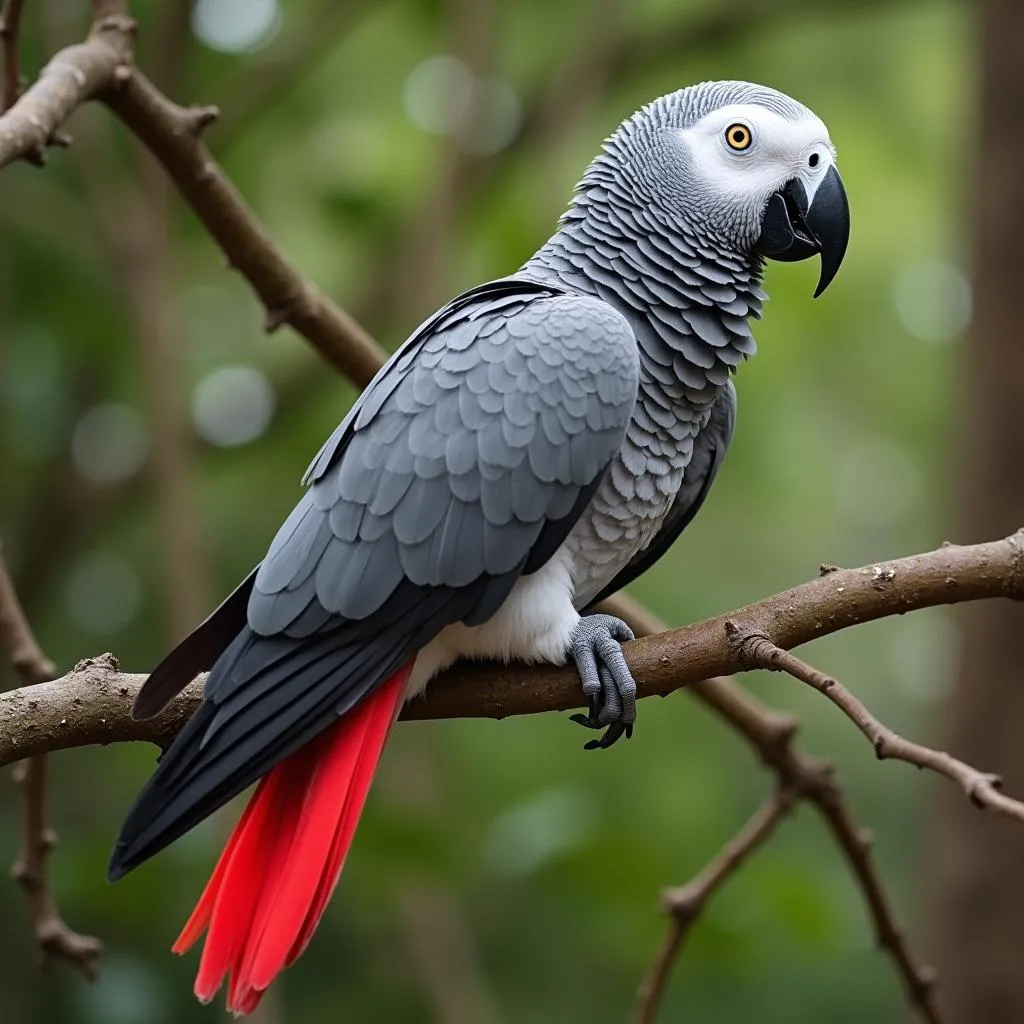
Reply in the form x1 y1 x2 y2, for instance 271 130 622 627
678 103 836 208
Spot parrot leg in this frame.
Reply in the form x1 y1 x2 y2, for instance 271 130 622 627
567 613 637 750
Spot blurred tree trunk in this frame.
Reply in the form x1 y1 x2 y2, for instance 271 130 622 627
929 1 1024 1020
122 162 208 640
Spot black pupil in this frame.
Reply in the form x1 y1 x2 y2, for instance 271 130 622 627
732 128 746 145
809 152 820 167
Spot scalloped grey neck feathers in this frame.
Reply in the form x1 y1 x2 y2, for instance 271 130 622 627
521 81 808 410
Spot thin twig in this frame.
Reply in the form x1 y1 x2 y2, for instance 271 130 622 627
0 550 102 978
736 628 1024 827
808 777 939 1019
0 552 54 687
634 787 799 1024
0 0 55 165
10 756 104 978
607 594 942 1024
0 0 26 113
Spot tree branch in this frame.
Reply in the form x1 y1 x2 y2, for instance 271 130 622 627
0 549 55 687
0 8 132 168
1 533 1021 772
739 633 1024 826
634 786 799 1024
808 770 939 1021
0 550 103 978
0 0 26 113
97 69 386 386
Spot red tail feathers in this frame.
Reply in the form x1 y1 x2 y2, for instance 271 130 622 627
173 664 411 1014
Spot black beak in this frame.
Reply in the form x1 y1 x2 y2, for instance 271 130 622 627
754 164 850 297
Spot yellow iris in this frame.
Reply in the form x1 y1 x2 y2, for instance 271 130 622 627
725 124 752 151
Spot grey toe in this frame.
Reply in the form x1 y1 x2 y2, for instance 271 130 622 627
567 613 638 748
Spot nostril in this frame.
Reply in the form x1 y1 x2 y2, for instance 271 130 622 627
808 152 820 168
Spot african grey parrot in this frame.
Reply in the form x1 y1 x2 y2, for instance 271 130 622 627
109 80 849 1013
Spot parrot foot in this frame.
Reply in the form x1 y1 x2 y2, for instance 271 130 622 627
567 614 637 750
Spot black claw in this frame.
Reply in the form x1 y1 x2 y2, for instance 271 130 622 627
603 721 626 747
589 691 601 719
578 719 633 749
582 721 627 751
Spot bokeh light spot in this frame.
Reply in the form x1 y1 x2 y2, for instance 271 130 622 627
192 0 280 54
71 403 149 484
459 77 522 156
833 435 921 530
483 786 597 878
403 55 476 136
892 259 972 344
80 954 163 1024
890 611 958 702
403 56 521 156
66 551 141 635
192 365 275 448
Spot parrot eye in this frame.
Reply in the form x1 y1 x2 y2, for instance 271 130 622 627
724 123 752 151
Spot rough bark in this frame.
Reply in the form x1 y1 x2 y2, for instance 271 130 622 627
2 533 1022 769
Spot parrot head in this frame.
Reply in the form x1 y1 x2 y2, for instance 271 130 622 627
595 81 851 297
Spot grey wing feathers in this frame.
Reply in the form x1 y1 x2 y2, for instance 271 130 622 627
587 379 735 607
301 278 560 487
251 285 639 631
110 280 638 879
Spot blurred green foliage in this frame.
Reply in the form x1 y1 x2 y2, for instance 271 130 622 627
1 0 970 1021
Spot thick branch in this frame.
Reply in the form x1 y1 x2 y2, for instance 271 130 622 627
634 786 799 1024
423 533 1024 719
0 551 102 977
1 533 1021 770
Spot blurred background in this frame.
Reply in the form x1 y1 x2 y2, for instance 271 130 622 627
2 0 1021 1021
